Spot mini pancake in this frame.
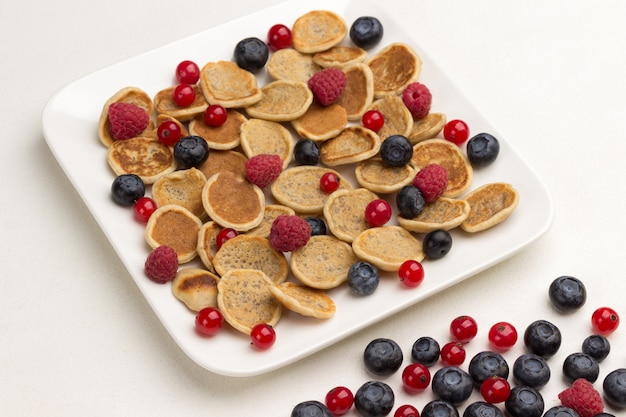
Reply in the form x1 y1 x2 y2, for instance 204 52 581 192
267 48 321 83
106 136 176 184
217 269 282 335
171 267 220 312
411 139 473 198
368 95 414 140
196 221 221 273
335 63 374 121
319 125 381 166
313 46 367 68
269 282 336 319
290 235 358 289
240 118 294 168
154 84 208 122
355 157 417 194
323 188 379 243
98 86 154 147
199 60 262 108
352 226 424 272
145 204 203 263
246 204 296 238
398 197 471 233
271 166 353 214
460 182 519 233
201 171 265 231
151 168 207 219
408 112 447 144
197 149 247 180
188 109 247 150
291 10 347 54
291 103 348 141
367 43 422 98
245 80 313 122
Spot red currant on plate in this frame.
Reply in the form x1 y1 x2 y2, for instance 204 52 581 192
195 307 224 336
443 119 470 145
133 197 157 222
203 104 228 127
488 321 518 351
250 323 276 349
591 306 620 335
157 120 183 146
216 227 238 250
365 199 392 227
267 23 292 50
325 386 354 416
394 404 420 417
361 109 385 133
172 83 196 107
401 363 431 393
398 259 424 288
175 60 200 84
449 315 478 343
480 375 511 404
320 172 340 193
440 341 466 366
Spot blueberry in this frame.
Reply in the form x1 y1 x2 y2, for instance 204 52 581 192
422 229 453 259
363 338 403 376
548 276 587 313
462 401 503 417
589 414 615 417
582 334 610 362
512 353 551 389
604 368 626 408
431 366 473 406
233 37 269 72
396 185 425 218
421 400 459 417
111 174 145 206
504 386 544 417
380 135 413 167
562 352 599 383
354 381 395 417
542 406 580 417
174 135 210 169
305 217 327 236
468 351 509 387
291 400 333 417
466 133 500 167
348 261 380 296
523 320 562 358
294 139 320 165
411 336 440 367
349 16 384 49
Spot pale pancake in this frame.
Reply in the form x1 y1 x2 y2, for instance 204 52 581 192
323 188 379 243
188 109 247 150
271 166 353 214
240 118 294 168
352 226 424 272
217 269 282 335
368 95 414 140
461 183 519 233
246 204 296 238
291 10 347 54
291 103 348 141
290 235 358 289
151 168 207 219
408 112 447 144
267 48 321 83
154 84 208 122
319 126 381 166
98 86 154 147
367 43 422 98
106 136 176 184
398 197 471 233
197 149 247 180
269 282 336 319
335 63 374 121
355 157 417 194
411 139 473 198
199 60 262 108
196 221 221 273
145 204 203 263
171 267 220 312
245 80 313 122
313 46 367 68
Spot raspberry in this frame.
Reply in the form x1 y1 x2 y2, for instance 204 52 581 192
402 82 432 119
412 164 448 203
269 215 311 252
107 102 150 140
245 154 283 188
558 378 604 417
307 68 346 106
144 245 178 284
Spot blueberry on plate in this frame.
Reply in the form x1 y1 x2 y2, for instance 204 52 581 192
468 351 509 386
411 336 440 367
349 16 384 49
512 353 551 389
174 135 210 169
396 185 425 218
431 366 473 406
462 401 503 417
548 275 587 313
563 352 599 383
504 386 544 417
421 400 459 417
305 217 327 236
466 132 499 167
294 139 320 165
111 174 145 206
354 381 395 417
542 406 580 417
582 334 610 362
363 338 403 376
291 400 333 417
603 368 626 408
233 37 269 72
422 229 453 259
380 135 413 167
348 261 380 296
523 320 562 358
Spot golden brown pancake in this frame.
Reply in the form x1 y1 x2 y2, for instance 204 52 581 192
240 118 294 168
352 226 424 271
269 282 336 319
267 48 321 83
199 60 262 108
408 112 447 144
355 157 417 194
145 204 203 263
367 43 422 98
98 87 154 147
291 103 348 141
291 10 347 53
368 95 414 140
398 197 471 233
461 183 519 233
196 221 221 273
319 126 381 166
171 267 220 312
197 149 247 180
151 168 207 219
188 109 247 150
313 46 367 68
154 84 208 122
245 80 313 122
106 136 176 184
335 63 374 121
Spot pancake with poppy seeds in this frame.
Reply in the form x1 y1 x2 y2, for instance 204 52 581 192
408 112 447 144
98 86 154 147
145 204 202 263
188 109 246 150
398 197 471 233
367 95 414 140
171 267 220 312
291 10 347 54
269 282 336 319
313 46 367 68
319 125 381 166
460 182 519 233
267 48 321 83
106 136 176 184
197 149 247 180
199 60 262 108
240 118 294 168
355 157 417 194
352 226 424 272
291 103 347 141
154 84 208 122
367 43 422 98
151 168 207 219
323 188 379 243
245 80 313 122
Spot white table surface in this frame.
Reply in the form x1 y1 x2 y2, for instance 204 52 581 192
2 0 625 415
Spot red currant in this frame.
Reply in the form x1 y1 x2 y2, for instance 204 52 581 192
203 104 228 127
449 315 478 343
394 404 420 417
361 109 385 133
480 376 511 404
195 307 224 336
488 321 518 351
320 172 340 193
443 119 470 145
250 323 276 349
325 386 354 416
172 83 196 107
267 24 292 50
398 259 425 288
401 363 431 393
365 199 392 227
133 197 157 222
440 341 466 366
592 306 620 335
175 60 200 84
157 120 183 146
216 227 238 250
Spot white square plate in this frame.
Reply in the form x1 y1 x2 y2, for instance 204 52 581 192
43 0 553 376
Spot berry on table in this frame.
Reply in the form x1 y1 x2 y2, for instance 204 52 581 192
413 164 448 203
504 386 544 417
325 386 354 416
195 307 223 336
603 368 626 409
111 174 145 206
215 227 238 250
133 196 157 222
402 82 432 119
233 37 269 73
466 133 500 167
398 259 425 288
443 119 470 145
581 334 610 362
401 362 431 393
361 109 385 133
291 400 333 417
320 172 341 193
591 306 620 336
173 135 210 169
203 104 228 127
354 381 395 417
157 120 183 146
380 135 413 167
394 404 419 417
488 321 518 351
175 60 200 84
269 215 311 252
172 83 196 107
365 199 392 227
363 337 403 376
250 323 276 349
107 102 150 141
423 229 452 259
267 23 292 50
542 406 580 417
468 351 509 386
562 352 600 383
348 261 380 296
411 336 440 367
440 341 466 366
349 16 384 49
308 68 346 106
559 378 604 417
463 402 503 417
420 400 459 417
512 353 551 389
245 154 283 188
480 376 511 404
431 366 473 406
144 245 178 284
523 319 562 358
549 275 587 313
449 315 478 343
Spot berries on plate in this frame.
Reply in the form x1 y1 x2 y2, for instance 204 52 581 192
107 102 150 141
203 104 228 127
361 109 385 133
412 163 448 203
347 261 380 296
173 135 210 169
440 341 466 367
402 82 432 119
269 215 311 252
172 83 196 107
591 306 620 336
468 351 509 386
195 307 223 336
398 259 424 288
423 229 452 259
233 37 269 72
411 336 440 367
245 154 283 188
396 185 425 218
267 23 292 50
558 378 604 417
443 119 470 145
325 386 354 416
294 138 320 165
250 323 276 349
431 366 473 406
488 321 518 351
133 196 157 222
308 67 346 106
512 353 551 389
320 171 341 193
291 400 333 417
175 60 200 84
354 381 395 417
380 135 413 167
111 173 145 206
549 275 587 313
480 376 511 404
582 334 610 362
449 315 478 343
349 16 384 49
524 319 562 358
563 352 600 383
466 132 500 167
504 386 544 417
401 363 431 393
365 199 392 227
603 368 626 409
363 337 403 376
144 245 178 284
157 120 183 146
